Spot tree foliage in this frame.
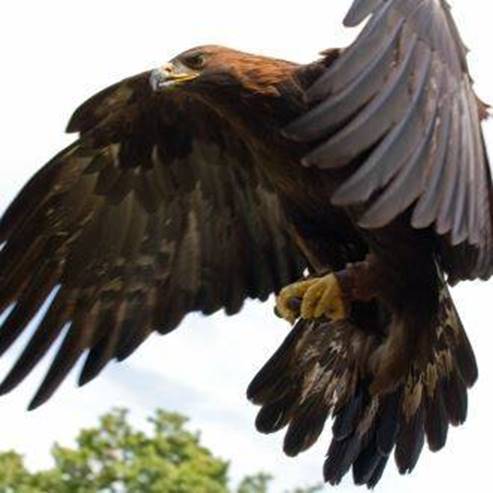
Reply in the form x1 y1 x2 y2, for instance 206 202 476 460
0 408 321 493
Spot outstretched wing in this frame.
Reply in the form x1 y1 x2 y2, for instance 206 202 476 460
0 71 305 409
286 0 493 281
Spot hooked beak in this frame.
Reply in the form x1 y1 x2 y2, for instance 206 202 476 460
150 62 199 91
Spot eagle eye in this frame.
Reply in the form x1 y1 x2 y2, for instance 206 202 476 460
183 53 207 70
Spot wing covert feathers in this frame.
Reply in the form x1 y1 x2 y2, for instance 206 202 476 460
247 285 477 488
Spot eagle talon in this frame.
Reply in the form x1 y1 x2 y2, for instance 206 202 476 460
275 274 347 324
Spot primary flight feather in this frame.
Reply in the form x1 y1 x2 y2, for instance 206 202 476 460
0 0 490 488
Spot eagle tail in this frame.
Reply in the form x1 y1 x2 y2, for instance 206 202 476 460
247 285 477 488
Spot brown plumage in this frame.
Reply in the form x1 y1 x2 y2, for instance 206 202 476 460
0 0 489 488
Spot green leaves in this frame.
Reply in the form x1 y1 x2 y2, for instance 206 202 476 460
0 408 320 493
0 451 62 493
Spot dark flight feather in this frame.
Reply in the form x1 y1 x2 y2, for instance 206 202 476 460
0 68 305 408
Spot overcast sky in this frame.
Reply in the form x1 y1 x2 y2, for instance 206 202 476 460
0 1 492 491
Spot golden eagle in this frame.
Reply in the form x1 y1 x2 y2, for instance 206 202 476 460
0 0 489 487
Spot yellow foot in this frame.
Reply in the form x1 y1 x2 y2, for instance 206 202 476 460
275 273 347 324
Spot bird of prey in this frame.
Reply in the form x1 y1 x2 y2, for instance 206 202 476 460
0 0 490 488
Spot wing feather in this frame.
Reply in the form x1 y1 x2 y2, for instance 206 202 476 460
0 72 305 407
287 0 492 281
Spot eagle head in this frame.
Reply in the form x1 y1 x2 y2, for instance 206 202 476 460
150 45 298 99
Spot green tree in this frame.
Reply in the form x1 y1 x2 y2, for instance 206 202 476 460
236 472 272 493
0 409 321 493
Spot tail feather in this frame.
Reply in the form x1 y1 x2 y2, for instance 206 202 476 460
247 285 477 488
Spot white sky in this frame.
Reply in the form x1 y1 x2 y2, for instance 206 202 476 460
0 1 492 491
